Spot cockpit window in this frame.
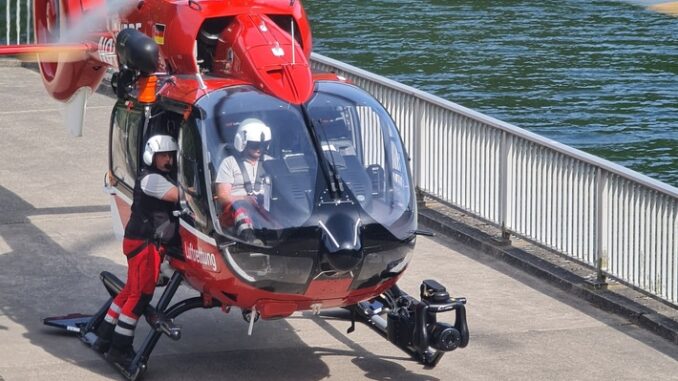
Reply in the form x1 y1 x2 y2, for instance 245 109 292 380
200 86 320 242
196 83 414 245
307 82 414 234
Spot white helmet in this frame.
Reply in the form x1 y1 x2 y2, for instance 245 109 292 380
233 118 272 152
143 134 178 166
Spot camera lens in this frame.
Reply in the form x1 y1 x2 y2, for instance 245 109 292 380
429 323 461 351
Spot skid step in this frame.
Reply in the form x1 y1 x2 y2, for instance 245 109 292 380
43 313 93 333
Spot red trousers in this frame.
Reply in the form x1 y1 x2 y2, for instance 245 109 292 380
112 238 164 321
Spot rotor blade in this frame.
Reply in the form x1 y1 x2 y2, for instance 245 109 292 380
618 1 678 16
648 2 678 16
0 43 95 63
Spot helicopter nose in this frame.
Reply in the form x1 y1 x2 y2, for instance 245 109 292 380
319 213 363 272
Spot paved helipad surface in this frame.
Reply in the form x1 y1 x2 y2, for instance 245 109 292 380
0 65 676 380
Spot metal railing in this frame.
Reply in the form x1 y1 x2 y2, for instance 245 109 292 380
310 53 678 307
2 0 32 45
3 6 676 306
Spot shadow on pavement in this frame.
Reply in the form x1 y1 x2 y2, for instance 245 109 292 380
0 185 436 380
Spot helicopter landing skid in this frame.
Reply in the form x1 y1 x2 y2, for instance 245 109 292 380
42 312 144 379
43 313 94 333
350 280 469 367
43 271 217 381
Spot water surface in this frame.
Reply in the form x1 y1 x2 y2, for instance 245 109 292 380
305 0 678 186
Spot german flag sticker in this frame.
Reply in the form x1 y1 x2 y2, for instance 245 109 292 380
153 24 166 45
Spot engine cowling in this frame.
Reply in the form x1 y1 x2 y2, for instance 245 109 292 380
34 0 107 101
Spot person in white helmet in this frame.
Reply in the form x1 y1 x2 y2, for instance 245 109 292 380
93 134 179 368
215 118 272 240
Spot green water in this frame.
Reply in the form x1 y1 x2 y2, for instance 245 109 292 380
305 0 678 186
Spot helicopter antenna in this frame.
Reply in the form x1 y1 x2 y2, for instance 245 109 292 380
247 306 256 335
193 40 209 97
196 71 209 98
291 18 295 65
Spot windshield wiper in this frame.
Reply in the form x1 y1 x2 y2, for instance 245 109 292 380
300 105 343 199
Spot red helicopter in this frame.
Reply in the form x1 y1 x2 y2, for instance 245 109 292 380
1 0 468 379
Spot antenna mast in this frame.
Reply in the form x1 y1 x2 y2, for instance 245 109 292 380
291 18 295 65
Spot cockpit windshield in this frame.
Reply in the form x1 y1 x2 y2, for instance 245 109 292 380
306 82 414 233
197 83 414 245
201 86 320 242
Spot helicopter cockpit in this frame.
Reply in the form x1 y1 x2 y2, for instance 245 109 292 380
175 81 416 292
196 82 415 244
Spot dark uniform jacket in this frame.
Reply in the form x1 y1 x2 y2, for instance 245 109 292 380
124 167 179 246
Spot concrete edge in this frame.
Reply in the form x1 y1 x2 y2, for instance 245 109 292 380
418 206 678 345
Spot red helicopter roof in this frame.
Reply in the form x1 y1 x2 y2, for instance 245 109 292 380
158 75 247 104
126 0 314 104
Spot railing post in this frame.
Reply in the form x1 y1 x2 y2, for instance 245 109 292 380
6 0 10 45
26 0 32 44
499 131 511 242
16 0 20 44
594 167 609 288
413 97 423 194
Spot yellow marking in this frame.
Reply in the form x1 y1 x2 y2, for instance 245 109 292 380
648 2 678 16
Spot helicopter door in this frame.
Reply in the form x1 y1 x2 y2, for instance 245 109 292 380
177 118 212 233
109 100 144 194
107 100 145 237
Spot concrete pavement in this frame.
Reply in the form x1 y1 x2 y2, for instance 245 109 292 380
0 64 676 381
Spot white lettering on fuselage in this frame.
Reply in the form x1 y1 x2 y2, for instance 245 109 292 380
185 243 218 272
121 23 142 31
98 36 116 66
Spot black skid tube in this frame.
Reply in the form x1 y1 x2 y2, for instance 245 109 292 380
136 297 208 362
98 271 184 339
101 270 124 296
89 271 219 381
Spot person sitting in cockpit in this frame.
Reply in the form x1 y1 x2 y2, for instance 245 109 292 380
215 118 272 240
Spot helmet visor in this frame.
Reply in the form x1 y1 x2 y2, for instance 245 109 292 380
245 140 270 151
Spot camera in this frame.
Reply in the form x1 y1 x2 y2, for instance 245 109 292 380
386 280 468 354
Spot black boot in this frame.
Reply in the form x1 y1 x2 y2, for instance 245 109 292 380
92 321 115 353
106 331 136 369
